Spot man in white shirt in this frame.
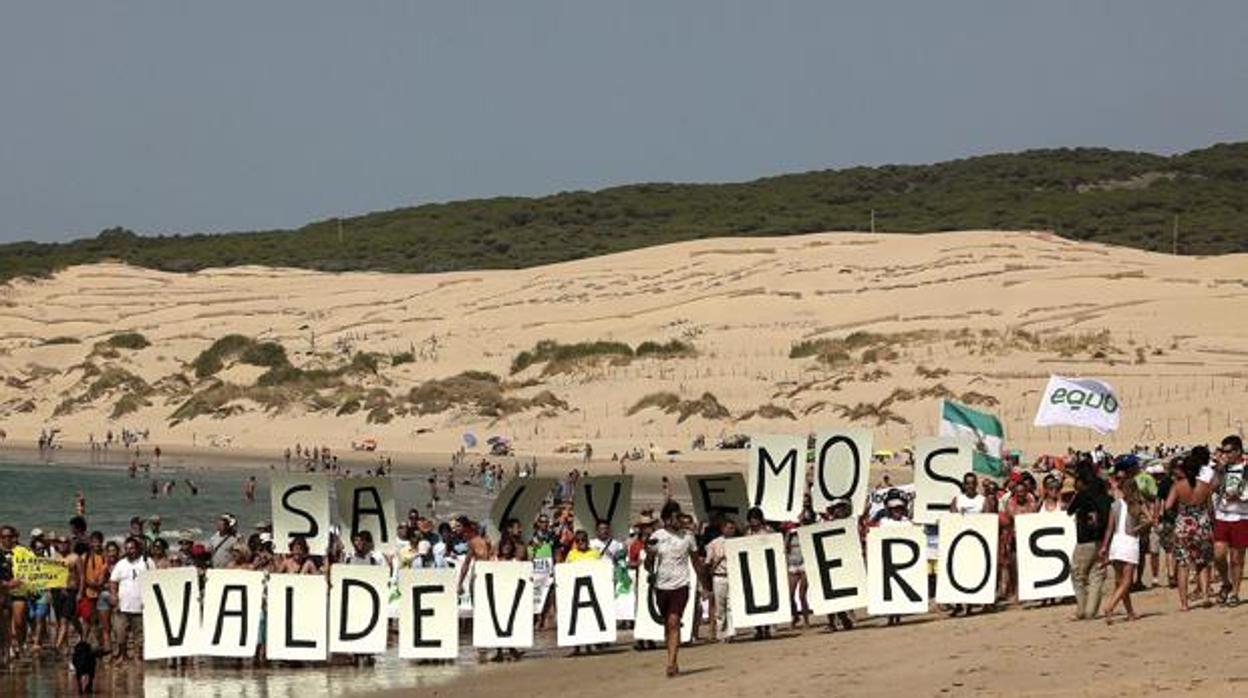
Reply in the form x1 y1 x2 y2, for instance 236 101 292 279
1213 435 1248 605
109 536 153 663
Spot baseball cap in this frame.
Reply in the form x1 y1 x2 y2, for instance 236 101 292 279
1113 454 1140 474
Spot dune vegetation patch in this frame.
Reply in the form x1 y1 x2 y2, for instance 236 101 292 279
191 334 292 379
407 370 568 419
738 403 798 421
511 338 695 376
54 365 153 418
105 332 151 350
628 391 731 423
791 327 1126 366
790 330 938 366
828 402 909 426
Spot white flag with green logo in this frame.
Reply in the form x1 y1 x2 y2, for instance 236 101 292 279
1033 375 1120 434
939 399 1005 477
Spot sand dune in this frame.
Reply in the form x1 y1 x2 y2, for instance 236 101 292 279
1 230 1245 459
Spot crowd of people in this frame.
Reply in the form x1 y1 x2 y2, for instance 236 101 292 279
0 434 1244 682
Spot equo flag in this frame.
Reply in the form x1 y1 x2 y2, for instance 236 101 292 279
1033 375 1120 434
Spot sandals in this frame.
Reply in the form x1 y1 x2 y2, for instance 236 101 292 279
1228 594 1241 608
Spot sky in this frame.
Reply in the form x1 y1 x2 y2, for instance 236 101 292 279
2 1 1246 244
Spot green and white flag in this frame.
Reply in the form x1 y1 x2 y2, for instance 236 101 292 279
939 399 1005 477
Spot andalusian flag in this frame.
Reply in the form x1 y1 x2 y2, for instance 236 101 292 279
939 399 1005 477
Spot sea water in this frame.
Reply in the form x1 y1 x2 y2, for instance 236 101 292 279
0 451 495 538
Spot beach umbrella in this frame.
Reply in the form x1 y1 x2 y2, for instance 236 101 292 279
462 433 478 448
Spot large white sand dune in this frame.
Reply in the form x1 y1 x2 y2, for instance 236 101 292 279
1 229 1245 459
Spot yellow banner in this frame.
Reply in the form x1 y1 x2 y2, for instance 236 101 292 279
12 547 69 593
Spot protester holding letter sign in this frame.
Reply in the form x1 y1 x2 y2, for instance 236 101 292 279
913 438 972 524
14 424 1248 690
749 435 805 522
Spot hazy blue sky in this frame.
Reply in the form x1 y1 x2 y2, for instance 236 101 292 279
2 1 1245 243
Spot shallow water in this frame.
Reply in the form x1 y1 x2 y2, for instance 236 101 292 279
0 450 495 538
0 655 470 698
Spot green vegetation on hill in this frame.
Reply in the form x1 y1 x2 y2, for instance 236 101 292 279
510 338 696 375
3 143 1247 283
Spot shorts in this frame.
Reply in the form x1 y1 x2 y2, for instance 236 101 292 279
654 586 689 618
54 589 77 620
28 597 50 621
116 611 143 641
77 597 96 621
1213 519 1248 549
96 591 113 613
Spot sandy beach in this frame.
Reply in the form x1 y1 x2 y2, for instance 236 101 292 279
2 230 1245 464
390 587 1248 698
3 229 1247 697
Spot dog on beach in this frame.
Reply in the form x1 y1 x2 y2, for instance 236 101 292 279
71 641 105 694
